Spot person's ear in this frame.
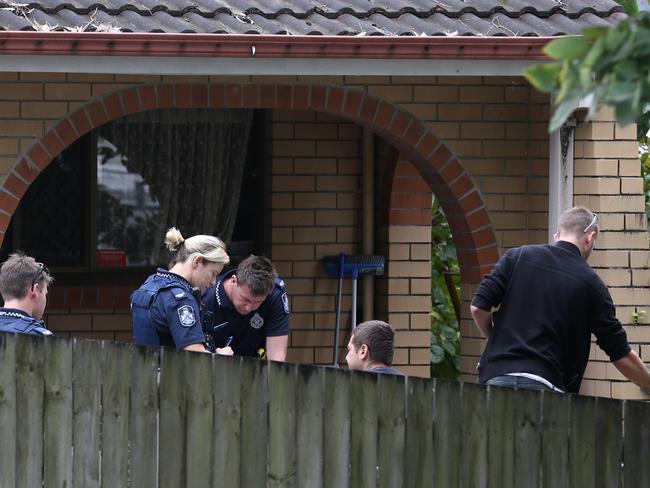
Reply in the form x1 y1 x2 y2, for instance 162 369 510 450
359 344 369 360
192 256 203 269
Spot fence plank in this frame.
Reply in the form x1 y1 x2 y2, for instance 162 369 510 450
405 377 433 488
461 382 488 488
487 385 515 488
213 355 242 487
185 352 215 488
0 334 16 488
513 389 542 488
434 379 461 488
16 335 45 488
595 397 623 488
129 346 159 488
43 337 73 488
296 364 324 488
159 348 187 488
541 391 569 488
101 341 131 488
569 395 596 488
623 399 650 487
73 338 102 488
350 371 378 488
269 361 297 488
240 357 269 488
377 374 406 488
323 367 351 488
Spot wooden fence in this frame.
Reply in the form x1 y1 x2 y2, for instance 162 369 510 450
1 332 650 487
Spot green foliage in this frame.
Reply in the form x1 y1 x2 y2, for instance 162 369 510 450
641 135 650 229
632 306 646 326
523 11 650 139
430 198 460 379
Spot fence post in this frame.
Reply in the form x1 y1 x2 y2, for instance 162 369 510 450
212 355 243 486
44 337 73 488
296 364 324 488
16 335 45 488
0 334 17 488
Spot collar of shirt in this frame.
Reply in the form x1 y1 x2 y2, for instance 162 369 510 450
155 268 193 291
0 307 33 320
215 269 237 309
554 240 581 257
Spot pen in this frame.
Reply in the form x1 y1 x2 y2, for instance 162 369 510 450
225 336 234 347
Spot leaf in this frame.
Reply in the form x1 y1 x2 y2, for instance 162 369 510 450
582 26 609 41
523 63 562 93
603 80 637 102
430 345 445 364
543 36 590 60
616 0 639 17
549 93 582 132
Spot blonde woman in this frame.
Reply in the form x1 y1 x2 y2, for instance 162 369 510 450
131 228 232 354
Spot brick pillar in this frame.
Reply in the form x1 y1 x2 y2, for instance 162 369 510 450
574 109 650 399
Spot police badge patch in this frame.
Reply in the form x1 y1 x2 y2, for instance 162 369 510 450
177 305 196 327
281 292 290 314
250 312 264 329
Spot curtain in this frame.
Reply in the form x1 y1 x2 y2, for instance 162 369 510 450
99 108 253 263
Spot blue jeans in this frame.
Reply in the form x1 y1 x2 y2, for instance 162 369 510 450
486 375 553 392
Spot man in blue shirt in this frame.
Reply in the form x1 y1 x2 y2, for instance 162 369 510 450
345 320 404 376
203 255 289 361
0 252 54 337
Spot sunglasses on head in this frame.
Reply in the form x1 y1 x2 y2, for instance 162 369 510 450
583 213 598 233
31 262 48 289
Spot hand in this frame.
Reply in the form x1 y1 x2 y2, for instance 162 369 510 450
216 346 234 356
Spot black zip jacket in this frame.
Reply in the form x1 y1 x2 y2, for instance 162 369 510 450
471 241 630 393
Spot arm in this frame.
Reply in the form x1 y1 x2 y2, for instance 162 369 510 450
183 343 212 354
470 305 493 339
266 335 288 361
613 350 650 393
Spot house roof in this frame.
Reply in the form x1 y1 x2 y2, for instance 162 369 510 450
0 0 625 37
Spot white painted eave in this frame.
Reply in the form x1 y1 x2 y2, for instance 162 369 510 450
0 55 540 76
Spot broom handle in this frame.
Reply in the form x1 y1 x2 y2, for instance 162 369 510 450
333 255 345 367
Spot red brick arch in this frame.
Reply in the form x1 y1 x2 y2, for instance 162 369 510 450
2 82 498 282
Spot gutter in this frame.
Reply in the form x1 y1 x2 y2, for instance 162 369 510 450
0 32 551 60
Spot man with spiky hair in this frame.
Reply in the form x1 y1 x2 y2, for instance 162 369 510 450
0 252 54 337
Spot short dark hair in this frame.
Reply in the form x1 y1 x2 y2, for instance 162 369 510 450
0 252 53 300
236 255 277 296
352 320 395 366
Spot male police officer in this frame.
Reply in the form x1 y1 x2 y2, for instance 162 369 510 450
203 255 289 361
0 252 54 337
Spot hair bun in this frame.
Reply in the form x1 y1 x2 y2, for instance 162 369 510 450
164 227 185 252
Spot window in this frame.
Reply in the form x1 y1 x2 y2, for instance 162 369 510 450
2 109 264 272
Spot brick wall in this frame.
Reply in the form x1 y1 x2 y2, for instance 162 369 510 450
574 109 650 399
0 73 647 397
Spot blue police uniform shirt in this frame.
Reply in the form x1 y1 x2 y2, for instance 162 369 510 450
131 268 205 349
0 307 53 336
202 269 289 357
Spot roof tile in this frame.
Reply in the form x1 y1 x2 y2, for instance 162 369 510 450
0 0 625 36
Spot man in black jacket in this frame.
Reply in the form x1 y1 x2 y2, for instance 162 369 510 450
471 206 650 393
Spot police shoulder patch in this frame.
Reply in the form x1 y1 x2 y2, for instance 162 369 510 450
281 292 290 314
177 305 196 327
